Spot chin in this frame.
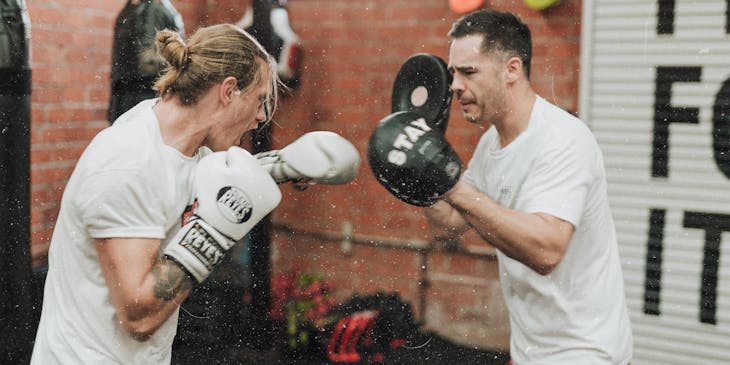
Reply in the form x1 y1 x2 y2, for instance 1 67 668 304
463 112 481 123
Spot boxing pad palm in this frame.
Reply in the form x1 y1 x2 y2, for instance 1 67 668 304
391 54 453 132
368 111 462 207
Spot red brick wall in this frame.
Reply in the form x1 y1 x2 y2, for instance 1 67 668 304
27 0 253 265
29 1 118 263
26 0 581 351
29 0 201 265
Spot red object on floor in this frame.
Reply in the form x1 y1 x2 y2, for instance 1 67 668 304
327 310 379 363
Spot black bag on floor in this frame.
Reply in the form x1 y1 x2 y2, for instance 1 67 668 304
319 292 420 364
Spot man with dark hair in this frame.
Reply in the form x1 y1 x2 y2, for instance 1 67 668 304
426 9 633 364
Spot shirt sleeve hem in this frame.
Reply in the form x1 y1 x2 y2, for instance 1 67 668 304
89 226 166 239
524 206 581 228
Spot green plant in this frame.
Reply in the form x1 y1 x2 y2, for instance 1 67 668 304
271 271 337 350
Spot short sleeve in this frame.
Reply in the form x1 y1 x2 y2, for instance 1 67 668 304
517 137 596 228
75 170 167 239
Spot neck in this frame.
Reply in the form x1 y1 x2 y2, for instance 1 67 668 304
154 97 208 157
494 84 536 148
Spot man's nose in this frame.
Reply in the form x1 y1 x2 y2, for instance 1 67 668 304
255 104 268 123
450 75 464 94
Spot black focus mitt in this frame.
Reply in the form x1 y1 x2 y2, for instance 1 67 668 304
368 111 462 207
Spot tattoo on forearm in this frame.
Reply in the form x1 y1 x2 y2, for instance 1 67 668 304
152 259 193 301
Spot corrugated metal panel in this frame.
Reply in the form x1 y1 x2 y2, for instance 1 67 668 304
580 1 730 364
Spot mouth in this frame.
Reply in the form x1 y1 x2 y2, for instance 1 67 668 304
459 100 474 111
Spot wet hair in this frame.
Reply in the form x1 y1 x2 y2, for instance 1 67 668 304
448 9 532 80
153 23 279 121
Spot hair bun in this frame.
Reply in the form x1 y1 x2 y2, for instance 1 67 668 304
155 29 188 70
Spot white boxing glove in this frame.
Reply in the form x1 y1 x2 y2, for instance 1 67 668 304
164 147 281 283
255 131 361 185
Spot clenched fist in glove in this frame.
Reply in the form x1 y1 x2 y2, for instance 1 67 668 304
164 147 281 283
255 131 361 185
368 111 462 207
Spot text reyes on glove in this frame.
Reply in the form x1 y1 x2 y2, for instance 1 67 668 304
217 186 253 223
180 222 226 270
387 116 432 166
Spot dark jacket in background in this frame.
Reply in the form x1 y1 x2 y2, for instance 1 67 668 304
108 0 179 123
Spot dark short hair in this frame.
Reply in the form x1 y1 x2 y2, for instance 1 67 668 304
448 9 532 79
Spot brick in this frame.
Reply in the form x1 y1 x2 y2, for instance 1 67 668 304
31 165 75 185
35 124 103 144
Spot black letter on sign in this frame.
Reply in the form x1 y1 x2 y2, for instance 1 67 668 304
652 66 701 177
713 79 730 179
644 208 666 316
727 0 730 33
657 0 675 35
683 211 730 325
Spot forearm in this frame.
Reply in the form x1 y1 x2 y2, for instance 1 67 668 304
442 181 569 274
96 238 195 341
118 258 195 341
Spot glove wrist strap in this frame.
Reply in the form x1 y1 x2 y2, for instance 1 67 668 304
162 218 235 284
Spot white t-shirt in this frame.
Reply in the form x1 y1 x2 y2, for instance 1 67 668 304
464 97 633 365
31 99 204 365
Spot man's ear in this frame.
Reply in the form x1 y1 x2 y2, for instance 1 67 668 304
505 56 523 83
219 76 239 105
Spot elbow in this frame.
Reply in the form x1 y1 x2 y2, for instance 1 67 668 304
116 304 162 342
120 316 161 342
527 213 573 275
532 261 558 276
122 321 156 342
530 249 564 276
529 230 570 275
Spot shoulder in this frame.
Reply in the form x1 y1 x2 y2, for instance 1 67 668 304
535 97 598 151
84 100 161 173
528 98 605 179
539 98 588 132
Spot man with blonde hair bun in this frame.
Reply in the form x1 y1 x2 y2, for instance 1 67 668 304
31 23 360 364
